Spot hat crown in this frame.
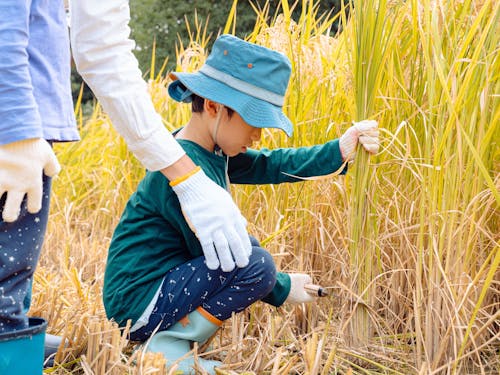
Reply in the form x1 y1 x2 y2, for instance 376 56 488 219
204 34 291 97
167 34 294 136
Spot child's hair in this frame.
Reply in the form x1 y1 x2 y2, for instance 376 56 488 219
191 94 234 117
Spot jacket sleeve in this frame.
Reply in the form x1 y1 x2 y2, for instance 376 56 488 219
228 139 347 184
70 0 185 171
0 0 43 145
261 272 291 307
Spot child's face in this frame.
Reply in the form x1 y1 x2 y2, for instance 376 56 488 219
217 109 262 156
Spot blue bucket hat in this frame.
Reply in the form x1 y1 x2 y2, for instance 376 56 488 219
168 34 294 137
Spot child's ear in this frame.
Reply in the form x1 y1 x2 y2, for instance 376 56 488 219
204 100 219 117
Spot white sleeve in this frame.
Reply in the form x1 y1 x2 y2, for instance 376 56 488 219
69 0 185 171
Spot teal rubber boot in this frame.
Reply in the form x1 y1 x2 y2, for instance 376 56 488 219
146 307 222 374
0 317 47 375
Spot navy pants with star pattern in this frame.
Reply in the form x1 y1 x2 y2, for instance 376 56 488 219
0 176 51 332
130 236 277 342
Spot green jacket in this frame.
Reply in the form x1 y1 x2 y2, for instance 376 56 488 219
104 138 346 326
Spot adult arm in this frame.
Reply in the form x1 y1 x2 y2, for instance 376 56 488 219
70 0 251 270
70 0 185 171
0 0 43 144
0 1 60 222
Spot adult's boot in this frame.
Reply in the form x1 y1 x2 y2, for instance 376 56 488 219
0 317 47 374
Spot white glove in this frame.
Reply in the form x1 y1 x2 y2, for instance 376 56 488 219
285 273 316 304
170 167 252 272
339 119 380 161
0 138 61 222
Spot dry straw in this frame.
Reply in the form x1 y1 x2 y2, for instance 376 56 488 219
33 0 499 373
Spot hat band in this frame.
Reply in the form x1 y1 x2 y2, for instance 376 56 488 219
200 65 284 106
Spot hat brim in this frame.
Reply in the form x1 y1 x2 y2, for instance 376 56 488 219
169 72 293 137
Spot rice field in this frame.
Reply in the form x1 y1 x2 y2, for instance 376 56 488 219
34 0 498 374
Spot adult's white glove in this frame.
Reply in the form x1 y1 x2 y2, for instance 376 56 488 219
339 119 380 161
170 167 252 272
285 273 316 304
0 138 61 222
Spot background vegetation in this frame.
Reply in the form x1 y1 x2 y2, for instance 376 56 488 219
128 0 347 71
37 0 498 374
71 0 348 110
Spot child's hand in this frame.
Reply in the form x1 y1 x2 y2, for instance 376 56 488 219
339 119 379 161
285 273 316 304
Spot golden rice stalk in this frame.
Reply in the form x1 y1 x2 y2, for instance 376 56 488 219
81 319 167 374
346 0 402 348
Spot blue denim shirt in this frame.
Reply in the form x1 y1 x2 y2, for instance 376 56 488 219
0 0 79 145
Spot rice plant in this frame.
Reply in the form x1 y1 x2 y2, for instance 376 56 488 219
32 0 498 374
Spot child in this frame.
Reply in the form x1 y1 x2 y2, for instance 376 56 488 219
103 34 379 374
